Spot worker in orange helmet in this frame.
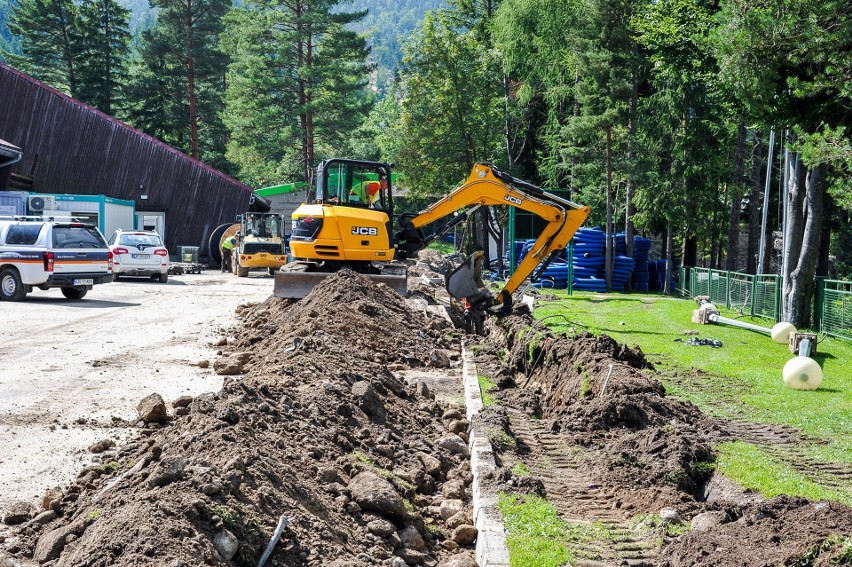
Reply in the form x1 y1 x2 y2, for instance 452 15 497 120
349 180 382 207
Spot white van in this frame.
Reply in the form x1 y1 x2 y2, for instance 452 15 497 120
0 219 113 301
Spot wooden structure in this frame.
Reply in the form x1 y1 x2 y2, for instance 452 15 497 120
0 63 254 253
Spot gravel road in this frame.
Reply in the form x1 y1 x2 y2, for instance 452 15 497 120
0 271 273 511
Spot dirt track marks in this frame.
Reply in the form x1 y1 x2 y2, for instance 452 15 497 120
707 417 852 492
507 409 659 566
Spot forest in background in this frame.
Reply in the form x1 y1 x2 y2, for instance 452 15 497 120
1 0 850 328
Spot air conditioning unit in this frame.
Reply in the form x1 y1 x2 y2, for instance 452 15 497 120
28 195 57 213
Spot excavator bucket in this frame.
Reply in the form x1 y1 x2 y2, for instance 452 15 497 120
273 263 408 299
446 251 512 319
445 251 485 300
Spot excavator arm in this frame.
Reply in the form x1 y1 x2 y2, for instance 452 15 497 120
397 163 590 317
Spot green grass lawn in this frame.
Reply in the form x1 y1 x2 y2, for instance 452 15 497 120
498 493 613 567
532 291 852 504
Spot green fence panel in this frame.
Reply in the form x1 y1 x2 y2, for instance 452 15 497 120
693 268 711 298
821 280 852 340
709 269 729 307
682 266 780 322
679 268 852 335
728 272 755 314
751 275 780 321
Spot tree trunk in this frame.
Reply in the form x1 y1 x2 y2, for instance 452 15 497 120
295 1 308 182
624 69 638 290
725 119 747 271
746 133 763 274
782 153 805 290
710 204 719 268
305 25 315 179
486 208 504 278
782 161 824 327
683 237 697 268
664 221 673 294
605 125 613 291
817 193 832 277
186 0 199 160
477 208 490 269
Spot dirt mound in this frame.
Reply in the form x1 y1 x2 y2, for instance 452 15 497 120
484 314 715 506
497 318 694 431
657 496 852 566
478 311 852 564
7 271 474 567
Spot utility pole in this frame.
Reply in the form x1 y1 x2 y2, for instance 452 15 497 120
757 128 776 275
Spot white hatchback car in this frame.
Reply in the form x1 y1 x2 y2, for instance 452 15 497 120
108 229 169 283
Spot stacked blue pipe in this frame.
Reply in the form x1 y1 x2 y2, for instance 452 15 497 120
531 262 570 289
600 255 635 291
631 237 652 291
512 238 568 289
572 228 607 292
648 260 675 291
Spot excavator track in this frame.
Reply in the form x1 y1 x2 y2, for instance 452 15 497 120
506 408 660 566
273 261 408 299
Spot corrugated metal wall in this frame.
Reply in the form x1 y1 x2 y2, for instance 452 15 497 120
0 63 254 254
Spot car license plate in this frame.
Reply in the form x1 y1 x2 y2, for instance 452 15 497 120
132 254 150 259
73 279 94 285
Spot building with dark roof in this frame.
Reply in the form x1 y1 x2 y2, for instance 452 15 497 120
0 63 255 255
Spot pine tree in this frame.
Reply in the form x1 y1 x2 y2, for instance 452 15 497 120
6 0 80 95
75 0 131 114
222 0 373 187
125 0 230 161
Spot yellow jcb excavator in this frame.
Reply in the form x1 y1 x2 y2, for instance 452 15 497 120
274 159 589 327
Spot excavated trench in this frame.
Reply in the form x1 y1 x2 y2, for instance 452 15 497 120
470 311 852 567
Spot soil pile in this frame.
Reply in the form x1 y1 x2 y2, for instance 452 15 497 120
5 271 477 567
481 314 715 511
657 496 852 566
476 311 852 565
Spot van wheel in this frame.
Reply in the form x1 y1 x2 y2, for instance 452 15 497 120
61 287 88 300
113 273 121 281
158 273 169 283
0 268 27 301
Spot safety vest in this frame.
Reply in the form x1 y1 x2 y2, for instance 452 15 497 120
350 181 381 204
222 237 236 251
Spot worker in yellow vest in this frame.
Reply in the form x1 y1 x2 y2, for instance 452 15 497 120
349 180 382 207
221 233 238 273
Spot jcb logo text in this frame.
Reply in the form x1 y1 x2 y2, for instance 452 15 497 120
352 226 378 236
505 194 524 205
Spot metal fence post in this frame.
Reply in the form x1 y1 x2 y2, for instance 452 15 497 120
725 270 732 309
775 275 782 322
750 275 758 318
567 240 574 296
814 276 826 331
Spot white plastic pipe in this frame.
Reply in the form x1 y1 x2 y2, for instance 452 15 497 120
708 313 771 335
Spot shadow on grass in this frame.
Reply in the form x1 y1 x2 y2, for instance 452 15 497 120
812 352 836 363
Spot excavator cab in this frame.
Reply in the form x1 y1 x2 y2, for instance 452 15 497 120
276 160 407 298
312 159 392 211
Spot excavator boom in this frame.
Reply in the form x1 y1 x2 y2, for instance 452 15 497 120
398 163 590 316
